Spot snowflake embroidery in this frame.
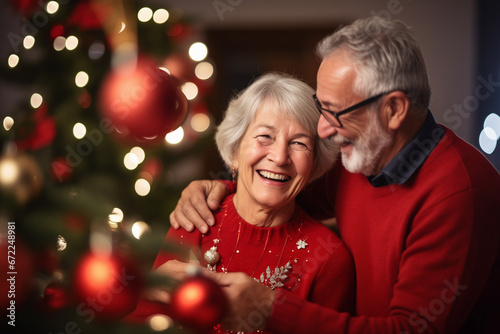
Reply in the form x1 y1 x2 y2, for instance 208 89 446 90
296 239 308 249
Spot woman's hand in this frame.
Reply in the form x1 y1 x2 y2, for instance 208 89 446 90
208 271 276 332
146 260 201 303
169 180 230 234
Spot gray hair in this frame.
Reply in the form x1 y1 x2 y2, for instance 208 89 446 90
316 16 431 113
215 72 338 182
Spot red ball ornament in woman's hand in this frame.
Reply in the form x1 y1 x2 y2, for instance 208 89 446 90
99 57 188 146
170 275 229 332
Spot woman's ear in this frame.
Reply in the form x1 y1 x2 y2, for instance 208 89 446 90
384 91 410 130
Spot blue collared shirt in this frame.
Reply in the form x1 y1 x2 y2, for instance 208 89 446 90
368 111 445 187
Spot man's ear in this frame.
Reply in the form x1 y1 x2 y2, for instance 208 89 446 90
383 91 410 130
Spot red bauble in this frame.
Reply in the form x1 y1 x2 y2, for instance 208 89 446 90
99 57 188 145
72 253 142 319
170 276 229 332
42 281 72 312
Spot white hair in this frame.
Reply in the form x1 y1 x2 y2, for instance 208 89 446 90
215 72 338 182
316 16 431 114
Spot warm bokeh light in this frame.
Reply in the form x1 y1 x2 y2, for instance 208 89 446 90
73 122 87 139
75 71 89 87
8 54 19 68
165 127 184 144
57 235 67 251
124 152 139 170
3 117 14 131
195 62 214 80
108 207 124 229
181 82 198 100
191 113 211 133
0 159 19 186
135 178 151 196
148 314 173 331
153 9 169 24
138 7 153 22
30 93 43 109
189 42 208 61
53 36 66 51
108 207 124 223
46 1 59 14
23 35 35 49
66 35 79 50
130 146 145 164
131 221 151 240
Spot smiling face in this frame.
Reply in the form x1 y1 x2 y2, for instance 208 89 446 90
316 50 393 176
232 101 315 226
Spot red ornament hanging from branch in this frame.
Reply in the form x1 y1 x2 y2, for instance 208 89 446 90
72 252 143 319
98 57 188 146
170 275 229 332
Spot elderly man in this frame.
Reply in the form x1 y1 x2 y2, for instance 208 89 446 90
168 17 500 333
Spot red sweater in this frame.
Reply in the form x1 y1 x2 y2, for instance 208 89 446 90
129 194 355 333
266 127 500 333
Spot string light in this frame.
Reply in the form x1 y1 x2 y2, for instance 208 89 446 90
8 55 19 68
0 159 19 186
30 93 43 109
108 207 124 229
23 35 35 49
53 36 66 51
189 42 208 61
165 127 184 144
75 71 89 87
124 153 139 170
195 62 214 80
181 82 198 100
3 117 14 131
131 221 151 240
191 113 210 133
46 1 59 14
124 147 145 170
108 207 124 223
73 123 87 139
138 7 153 22
135 178 151 196
153 9 169 24
130 146 145 163
65 35 79 50
57 235 67 251
148 314 173 331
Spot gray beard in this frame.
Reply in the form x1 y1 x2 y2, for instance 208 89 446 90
335 115 392 176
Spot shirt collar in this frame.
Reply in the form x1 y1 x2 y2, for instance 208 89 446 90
368 111 445 187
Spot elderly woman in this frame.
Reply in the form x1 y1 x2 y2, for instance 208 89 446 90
129 73 354 331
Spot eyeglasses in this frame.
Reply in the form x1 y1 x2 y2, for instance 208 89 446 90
313 92 387 128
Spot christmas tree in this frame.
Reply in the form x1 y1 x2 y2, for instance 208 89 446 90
0 1 225 333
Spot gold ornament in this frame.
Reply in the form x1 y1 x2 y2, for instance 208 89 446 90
0 153 43 205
